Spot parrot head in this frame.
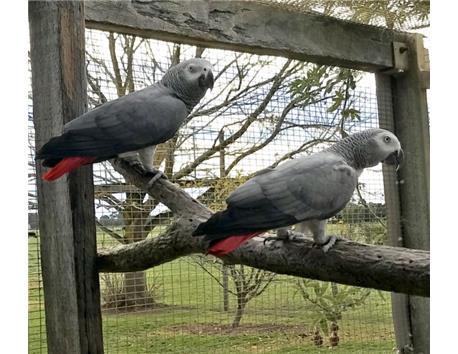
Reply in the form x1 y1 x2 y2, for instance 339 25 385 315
181 58 214 91
162 58 215 110
369 130 404 170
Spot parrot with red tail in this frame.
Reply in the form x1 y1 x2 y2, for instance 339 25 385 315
36 58 214 182
193 129 403 256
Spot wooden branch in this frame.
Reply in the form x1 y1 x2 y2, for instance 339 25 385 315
84 0 398 72
110 159 211 219
225 236 429 297
97 218 204 272
97 163 429 297
97 219 429 297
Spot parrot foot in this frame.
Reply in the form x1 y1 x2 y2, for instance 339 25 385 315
144 168 167 188
124 158 148 175
122 157 167 186
313 235 337 253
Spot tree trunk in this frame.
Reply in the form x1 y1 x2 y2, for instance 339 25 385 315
124 271 149 308
219 131 230 312
231 295 246 328
222 265 229 311
121 192 153 309
122 225 151 308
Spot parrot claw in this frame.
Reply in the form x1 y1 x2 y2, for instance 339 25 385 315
122 157 167 187
263 236 277 246
313 235 337 253
142 166 167 187
145 169 167 188
123 158 147 175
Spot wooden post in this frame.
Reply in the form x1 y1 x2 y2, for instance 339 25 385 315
376 33 430 354
219 130 230 312
29 2 104 353
376 74 414 353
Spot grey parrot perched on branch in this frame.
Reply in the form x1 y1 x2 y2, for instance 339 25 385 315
193 128 403 256
36 58 214 182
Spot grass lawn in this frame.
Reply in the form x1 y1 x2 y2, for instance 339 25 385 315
29 226 396 354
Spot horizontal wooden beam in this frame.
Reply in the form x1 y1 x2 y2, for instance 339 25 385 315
84 0 398 72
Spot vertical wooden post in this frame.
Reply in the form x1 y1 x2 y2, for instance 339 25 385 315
29 2 104 353
376 74 414 353
219 130 230 312
376 33 430 354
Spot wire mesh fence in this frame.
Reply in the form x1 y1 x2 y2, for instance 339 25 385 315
28 28 399 353
256 0 430 31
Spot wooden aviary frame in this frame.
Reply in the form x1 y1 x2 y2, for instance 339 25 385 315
29 1 430 354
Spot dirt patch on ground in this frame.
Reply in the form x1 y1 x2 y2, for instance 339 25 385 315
102 302 195 314
166 323 311 336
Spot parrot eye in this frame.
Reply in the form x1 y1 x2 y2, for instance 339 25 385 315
188 65 194 73
384 136 391 143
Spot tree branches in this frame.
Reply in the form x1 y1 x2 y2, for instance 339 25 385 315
173 59 297 179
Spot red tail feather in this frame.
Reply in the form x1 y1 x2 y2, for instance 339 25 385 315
207 232 261 256
42 156 96 181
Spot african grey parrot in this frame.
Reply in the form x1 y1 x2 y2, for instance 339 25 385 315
193 128 403 256
36 58 214 182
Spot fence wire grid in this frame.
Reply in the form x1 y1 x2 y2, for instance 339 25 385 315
28 28 401 353
256 0 429 31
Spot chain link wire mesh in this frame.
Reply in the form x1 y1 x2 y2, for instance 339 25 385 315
28 27 402 353
28 63 47 352
255 0 429 31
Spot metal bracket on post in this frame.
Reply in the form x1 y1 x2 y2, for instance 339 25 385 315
381 42 409 75
381 35 429 89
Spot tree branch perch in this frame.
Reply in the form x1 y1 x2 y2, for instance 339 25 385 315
98 159 430 297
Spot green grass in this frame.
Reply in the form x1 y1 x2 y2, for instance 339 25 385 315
29 226 396 354
28 236 47 354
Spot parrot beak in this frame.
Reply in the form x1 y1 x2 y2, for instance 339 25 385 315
199 70 214 90
384 148 404 171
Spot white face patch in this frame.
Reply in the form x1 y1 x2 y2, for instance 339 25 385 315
374 132 402 161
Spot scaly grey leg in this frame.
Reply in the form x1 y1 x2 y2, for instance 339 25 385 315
306 219 337 253
138 145 167 187
120 146 167 187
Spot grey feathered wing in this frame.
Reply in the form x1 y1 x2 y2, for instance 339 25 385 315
193 152 358 241
36 85 188 166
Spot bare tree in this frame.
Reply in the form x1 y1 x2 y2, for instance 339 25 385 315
193 256 275 328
